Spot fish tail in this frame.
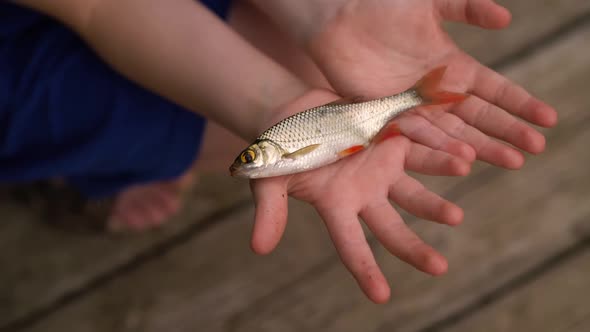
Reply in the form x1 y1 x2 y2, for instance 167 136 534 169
413 66 469 105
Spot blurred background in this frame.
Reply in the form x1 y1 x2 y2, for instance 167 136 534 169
1 0 589 331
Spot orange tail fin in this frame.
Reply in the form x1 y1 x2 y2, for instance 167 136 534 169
413 66 469 105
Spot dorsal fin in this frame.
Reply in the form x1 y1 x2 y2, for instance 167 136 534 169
324 96 366 106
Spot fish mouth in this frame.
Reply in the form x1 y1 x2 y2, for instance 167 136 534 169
229 163 246 177
229 164 239 176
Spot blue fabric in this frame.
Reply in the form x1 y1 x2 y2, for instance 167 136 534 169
201 0 233 19
0 1 232 198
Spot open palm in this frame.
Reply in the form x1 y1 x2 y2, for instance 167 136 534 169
247 0 558 304
309 0 557 168
249 89 470 303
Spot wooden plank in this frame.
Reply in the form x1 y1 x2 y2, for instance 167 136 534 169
446 0 590 65
220 26 590 332
3 1 587 330
568 315 590 332
0 175 251 327
18 17 590 332
230 122 590 332
439 248 590 332
18 200 336 332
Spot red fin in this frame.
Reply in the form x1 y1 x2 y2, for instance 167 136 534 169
338 145 364 157
373 122 402 144
414 66 469 105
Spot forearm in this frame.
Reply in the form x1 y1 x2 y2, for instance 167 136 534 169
14 0 307 140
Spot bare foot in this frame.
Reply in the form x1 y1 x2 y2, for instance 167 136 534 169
106 170 195 232
107 121 246 232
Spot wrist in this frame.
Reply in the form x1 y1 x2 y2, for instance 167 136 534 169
248 78 310 140
247 0 350 48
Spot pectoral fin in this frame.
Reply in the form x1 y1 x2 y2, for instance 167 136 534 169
283 144 321 159
338 145 365 157
372 122 402 144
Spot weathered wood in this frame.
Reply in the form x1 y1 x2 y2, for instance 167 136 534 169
231 121 590 332
446 0 590 66
439 248 590 332
0 175 251 328
224 26 590 332
4 1 589 330
568 315 590 332
18 200 336 332
17 15 590 332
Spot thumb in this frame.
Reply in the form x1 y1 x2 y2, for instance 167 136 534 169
436 0 512 29
250 177 289 255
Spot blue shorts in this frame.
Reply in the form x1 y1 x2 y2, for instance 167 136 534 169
0 0 232 198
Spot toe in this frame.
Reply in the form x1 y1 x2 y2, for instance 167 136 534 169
107 178 187 233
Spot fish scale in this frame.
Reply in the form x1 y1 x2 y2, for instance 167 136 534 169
230 66 468 179
259 91 422 151
249 91 423 177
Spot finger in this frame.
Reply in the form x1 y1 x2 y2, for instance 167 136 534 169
360 200 448 276
250 177 289 255
472 63 558 128
406 142 472 176
416 108 526 169
451 95 547 154
317 206 390 304
436 0 512 29
398 113 476 161
390 174 463 226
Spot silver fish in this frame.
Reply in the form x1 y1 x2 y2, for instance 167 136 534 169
230 66 468 178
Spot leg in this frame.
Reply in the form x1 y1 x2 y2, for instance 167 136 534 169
107 167 196 232
0 4 209 232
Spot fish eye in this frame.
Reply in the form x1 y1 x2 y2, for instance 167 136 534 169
240 149 256 163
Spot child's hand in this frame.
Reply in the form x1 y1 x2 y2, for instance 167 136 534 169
249 89 470 304
307 0 557 168
251 0 558 168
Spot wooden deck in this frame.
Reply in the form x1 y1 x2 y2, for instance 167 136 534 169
2 1 590 331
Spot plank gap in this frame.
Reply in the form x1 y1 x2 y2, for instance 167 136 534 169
561 312 590 332
420 233 590 332
225 255 341 332
0 199 252 332
4 5 590 332
490 10 590 70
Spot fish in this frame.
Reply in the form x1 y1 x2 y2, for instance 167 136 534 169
229 66 468 179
